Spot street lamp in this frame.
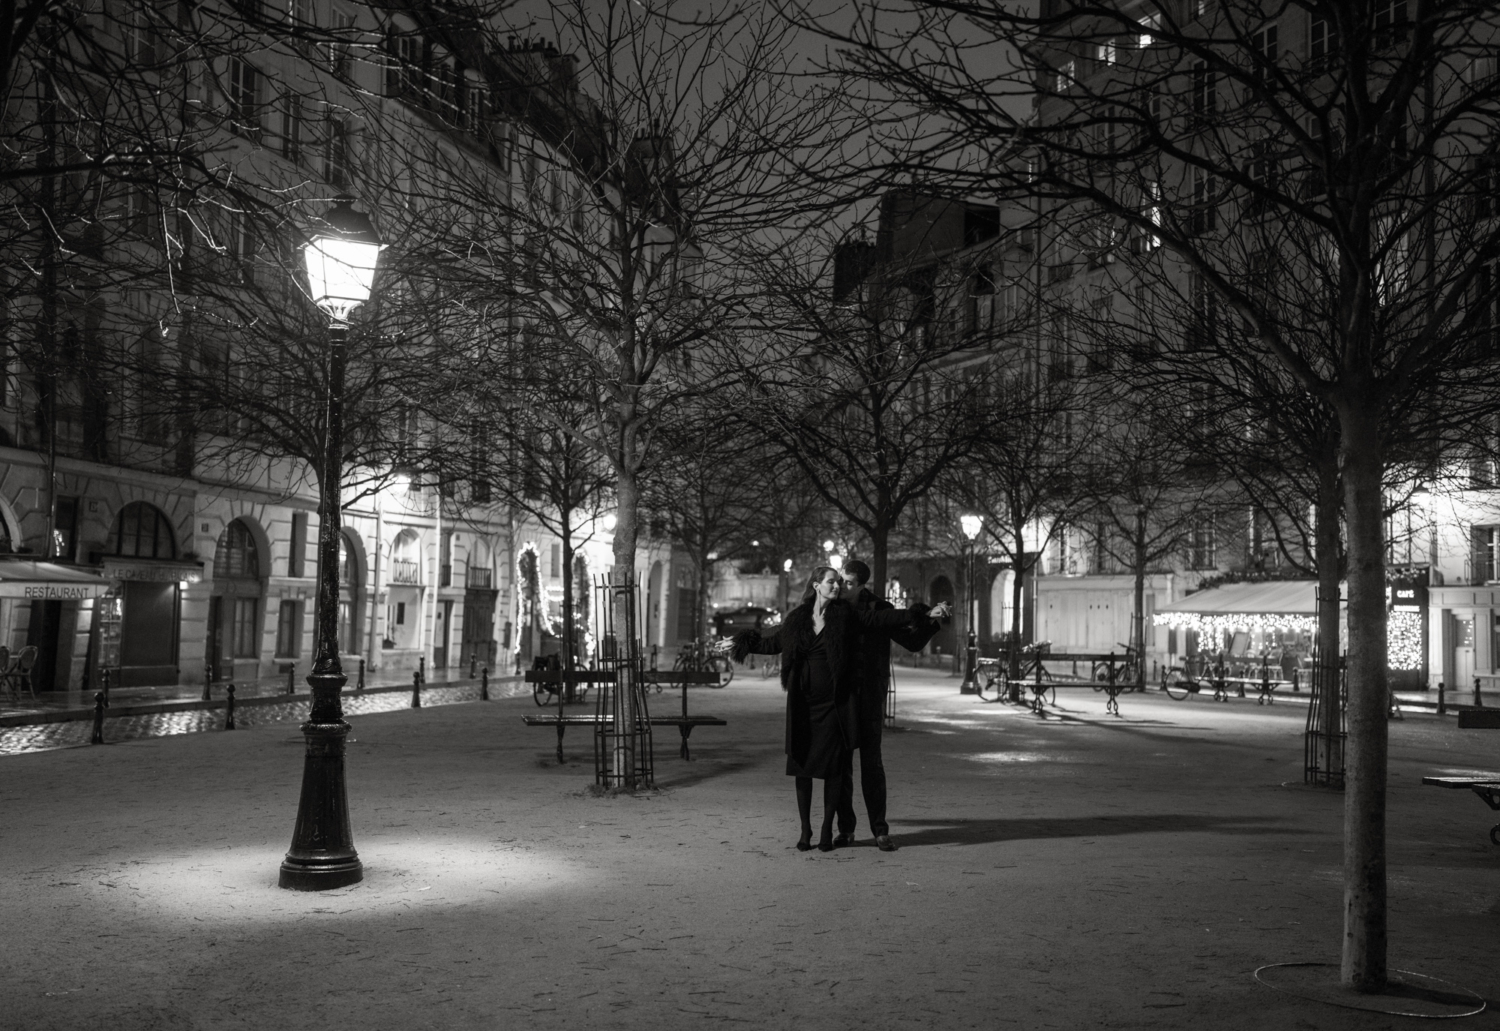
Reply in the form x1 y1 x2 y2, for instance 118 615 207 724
280 197 383 891
959 513 984 694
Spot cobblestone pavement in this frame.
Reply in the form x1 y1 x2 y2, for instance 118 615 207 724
0 678 535 756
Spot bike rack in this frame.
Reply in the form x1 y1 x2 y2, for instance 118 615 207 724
591 574 655 790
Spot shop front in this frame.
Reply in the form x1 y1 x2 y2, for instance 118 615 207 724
0 558 116 692
1153 581 1322 681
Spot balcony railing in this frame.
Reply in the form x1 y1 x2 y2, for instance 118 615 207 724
466 565 493 589
389 558 420 584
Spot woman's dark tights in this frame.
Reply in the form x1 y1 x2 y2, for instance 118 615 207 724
795 770 846 852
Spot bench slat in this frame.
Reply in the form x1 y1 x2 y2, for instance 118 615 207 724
1457 709 1500 729
641 671 721 685
524 670 617 684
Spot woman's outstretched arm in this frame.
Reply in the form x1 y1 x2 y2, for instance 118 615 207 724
732 627 782 661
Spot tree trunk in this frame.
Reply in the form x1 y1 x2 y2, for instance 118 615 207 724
1009 523 1028 682
611 455 640 788
560 511 574 676
871 515 890 598
1314 451 1343 777
1338 401 1388 993
695 548 712 643
1133 511 1147 691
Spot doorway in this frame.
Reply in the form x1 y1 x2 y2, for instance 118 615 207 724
1454 613 1476 691
26 600 63 692
434 599 452 669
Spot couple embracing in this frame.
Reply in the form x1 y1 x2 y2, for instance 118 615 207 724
733 562 950 853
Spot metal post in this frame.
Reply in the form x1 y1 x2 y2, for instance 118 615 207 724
90 691 104 745
480 667 489 701
411 670 422 708
287 662 296 695
225 683 236 730
1437 679 1446 716
1475 676 1484 708
959 541 979 694
101 667 110 708
357 657 365 692
279 319 361 892
419 655 426 685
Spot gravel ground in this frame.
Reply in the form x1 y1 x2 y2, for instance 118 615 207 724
0 672 1496 1030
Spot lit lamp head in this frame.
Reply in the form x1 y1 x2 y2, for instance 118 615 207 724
782 558 793 573
303 197 383 323
961 514 983 541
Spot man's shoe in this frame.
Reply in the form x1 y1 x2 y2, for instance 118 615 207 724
833 833 855 848
873 834 897 852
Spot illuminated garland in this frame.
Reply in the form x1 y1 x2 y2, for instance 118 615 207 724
1151 611 1318 636
1387 610 1424 671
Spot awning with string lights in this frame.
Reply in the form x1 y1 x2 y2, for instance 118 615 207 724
1152 581 1322 637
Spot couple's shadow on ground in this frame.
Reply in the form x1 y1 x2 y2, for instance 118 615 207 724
886 812 1300 848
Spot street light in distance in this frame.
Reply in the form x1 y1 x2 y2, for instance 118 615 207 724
279 197 383 891
959 514 984 694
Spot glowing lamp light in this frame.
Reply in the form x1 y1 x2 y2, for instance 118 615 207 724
829 554 843 570
782 558 793 572
823 539 835 553
302 197 383 323
960 514 984 541
602 513 618 532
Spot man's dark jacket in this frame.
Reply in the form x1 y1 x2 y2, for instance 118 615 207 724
853 588 940 716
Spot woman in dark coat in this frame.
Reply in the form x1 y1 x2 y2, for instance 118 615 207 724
734 566 932 852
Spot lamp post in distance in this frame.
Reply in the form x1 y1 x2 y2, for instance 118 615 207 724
279 197 383 891
959 514 983 694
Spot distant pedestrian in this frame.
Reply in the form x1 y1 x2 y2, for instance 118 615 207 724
836 560 946 851
733 567 934 852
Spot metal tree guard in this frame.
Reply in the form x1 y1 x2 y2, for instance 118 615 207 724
1304 651 1347 788
591 574 654 789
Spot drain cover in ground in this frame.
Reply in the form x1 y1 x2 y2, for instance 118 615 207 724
1254 962 1486 1018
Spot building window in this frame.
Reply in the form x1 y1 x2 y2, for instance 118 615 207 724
1191 60 1217 121
232 597 260 657
324 117 348 187
229 59 264 138
276 600 302 658
279 89 303 164
1252 24 1278 84
1190 169 1217 235
110 502 178 559
215 520 261 579
1189 519 1217 569
1472 526 1500 584
289 512 308 577
52 496 79 562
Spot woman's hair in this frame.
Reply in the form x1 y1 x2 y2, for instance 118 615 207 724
799 566 841 605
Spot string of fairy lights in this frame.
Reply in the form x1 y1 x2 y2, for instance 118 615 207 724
1151 609 1425 671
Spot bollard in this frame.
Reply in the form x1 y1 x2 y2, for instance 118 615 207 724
1438 680 1446 716
90 692 105 745
225 683 236 730
480 667 489 701
470 655 477 678
357 657 366 692
101 667 111 708
287 663 296 695
419 656 426 685
411 670 422 708
202 665 212 702
1476 676 1485 708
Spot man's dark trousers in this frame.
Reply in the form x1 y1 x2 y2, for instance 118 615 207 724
838 699 889 836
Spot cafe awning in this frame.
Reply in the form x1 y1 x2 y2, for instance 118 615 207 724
0 560 117 601
1153 580 1324 634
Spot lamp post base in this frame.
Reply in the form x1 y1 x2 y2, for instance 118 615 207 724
959 644 980 694
279 706 361 891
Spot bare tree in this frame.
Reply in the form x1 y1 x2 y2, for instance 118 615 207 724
816 0 1500 988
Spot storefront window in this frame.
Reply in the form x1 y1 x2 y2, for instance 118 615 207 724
110 503 178 559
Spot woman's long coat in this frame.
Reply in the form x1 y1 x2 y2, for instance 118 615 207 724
734 599 927 771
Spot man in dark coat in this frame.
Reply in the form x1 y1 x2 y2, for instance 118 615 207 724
835 560 945 851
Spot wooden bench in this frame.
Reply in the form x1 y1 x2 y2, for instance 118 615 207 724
521 670 726 762
1423 709 1500 845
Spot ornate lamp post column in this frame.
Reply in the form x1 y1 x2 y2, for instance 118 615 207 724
280 198 383 891
959 514 983 693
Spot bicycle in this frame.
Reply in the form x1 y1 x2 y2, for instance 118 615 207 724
672 638 736 686
1161 655 1207 701
1092 645 1140 692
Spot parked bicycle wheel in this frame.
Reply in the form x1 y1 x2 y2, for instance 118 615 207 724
533 681 552 707
717 654 735 686
1038 683 1056 708
1091 662 1111 690
977 669 1004 702
1162 669 1193 701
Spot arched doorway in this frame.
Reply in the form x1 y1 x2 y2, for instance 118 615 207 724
102 502 182 687
929 575 957 656
209 518 265 680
